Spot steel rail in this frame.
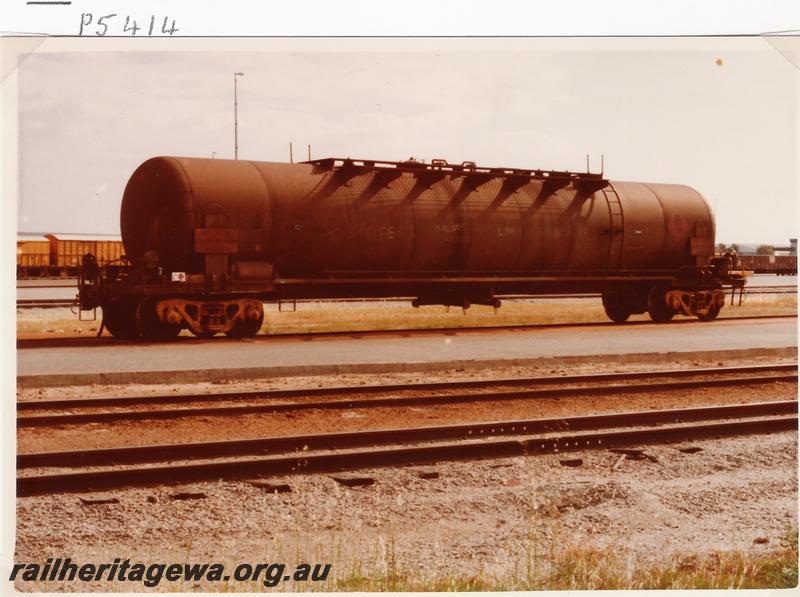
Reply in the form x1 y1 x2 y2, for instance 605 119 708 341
17 401 797 496
743 289 798 295
16 283 78 289
743 285 798 290
15 373 798 429
16 299 75 309
17 363 797 416
19 399 797 468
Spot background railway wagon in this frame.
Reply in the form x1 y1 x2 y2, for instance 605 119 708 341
738 254 798 275
17 234 124 278
16 239 51 270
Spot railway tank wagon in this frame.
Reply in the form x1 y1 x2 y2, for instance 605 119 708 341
78 156 743 340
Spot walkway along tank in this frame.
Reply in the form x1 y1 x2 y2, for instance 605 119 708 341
78 156 744 340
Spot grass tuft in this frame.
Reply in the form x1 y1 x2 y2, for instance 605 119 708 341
325 536 799 591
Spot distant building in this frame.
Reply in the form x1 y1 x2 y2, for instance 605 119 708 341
774 238 797 256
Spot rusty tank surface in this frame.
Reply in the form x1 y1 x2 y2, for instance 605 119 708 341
79 156 743 340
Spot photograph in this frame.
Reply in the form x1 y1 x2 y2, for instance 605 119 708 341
8 35 799 590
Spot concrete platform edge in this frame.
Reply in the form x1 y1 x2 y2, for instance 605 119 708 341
16 346 798 388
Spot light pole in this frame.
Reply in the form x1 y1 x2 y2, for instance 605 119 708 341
234 72 245 159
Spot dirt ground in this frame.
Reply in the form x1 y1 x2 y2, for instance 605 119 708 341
13 354 799 591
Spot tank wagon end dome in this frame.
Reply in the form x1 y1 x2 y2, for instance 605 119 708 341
121 156 277 270
608 180 716 266
121 157 194 268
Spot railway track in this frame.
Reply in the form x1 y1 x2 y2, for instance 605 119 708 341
15 313 799 350
17 363 798 428
17 400 797 496
16 299 77 309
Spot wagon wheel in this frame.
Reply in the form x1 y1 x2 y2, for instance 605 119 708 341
696 303 722 322
102 297 141 340
646 287 676 323
601 293 632 323
136 298 181 341
189 329 217 339
225 304 264 338
603 304 632 323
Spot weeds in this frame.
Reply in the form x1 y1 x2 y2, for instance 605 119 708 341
327 541 799 591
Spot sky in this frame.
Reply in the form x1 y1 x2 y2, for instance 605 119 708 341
14 38 798 245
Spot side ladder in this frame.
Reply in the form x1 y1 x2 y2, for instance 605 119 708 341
603 186 624 269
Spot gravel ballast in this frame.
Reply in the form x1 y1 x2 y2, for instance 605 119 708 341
14 431 797 591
